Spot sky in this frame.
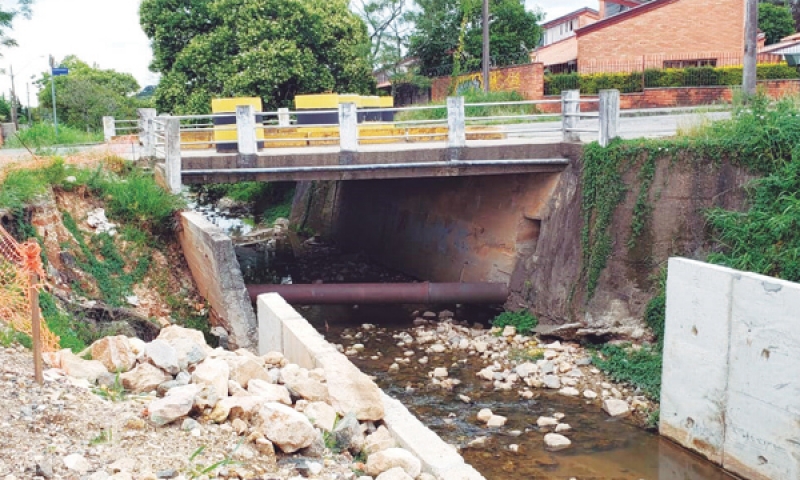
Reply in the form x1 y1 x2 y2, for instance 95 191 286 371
0 0 594 108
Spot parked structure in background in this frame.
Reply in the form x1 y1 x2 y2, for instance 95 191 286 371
533 0 751 74
374 57 431 107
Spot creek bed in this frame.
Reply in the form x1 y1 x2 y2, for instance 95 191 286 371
297 303 736 480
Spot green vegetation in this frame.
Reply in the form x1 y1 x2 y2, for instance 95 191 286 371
759 2 795 45
93 374 126 402
185 445 240 479
0 325 31 348
395 90 541 122
544 63 799 96
580 94 800 407
39 291 88 351
89 429 113 446
4 123 103 149
491 309 538 335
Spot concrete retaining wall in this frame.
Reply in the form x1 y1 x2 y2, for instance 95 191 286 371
660 257 800 480
257 293 485 480
178 211 257 350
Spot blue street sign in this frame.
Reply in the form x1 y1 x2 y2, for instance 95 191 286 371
51 67 69 76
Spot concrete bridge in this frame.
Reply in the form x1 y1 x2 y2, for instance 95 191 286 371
107 90 624 193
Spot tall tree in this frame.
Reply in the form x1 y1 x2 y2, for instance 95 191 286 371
352 0 409 66
759 2 796 44
0 0 32 49
141 0 376 114
37 56 143 130
408 0 542 77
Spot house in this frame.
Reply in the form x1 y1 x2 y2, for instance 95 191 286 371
534 7 599 72
533 0 747 74
760 32 800 64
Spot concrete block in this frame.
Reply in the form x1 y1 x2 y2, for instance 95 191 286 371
660 258 733 464
257 294 287 355
723 272 800 480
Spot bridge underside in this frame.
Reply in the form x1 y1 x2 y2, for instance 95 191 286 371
178 141 579 183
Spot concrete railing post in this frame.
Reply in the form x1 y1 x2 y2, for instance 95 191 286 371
561 89 580 142
236 104 258 155
164 116 182 194
447 96 466 149
599 89 620 147
338 102 358 153
102 116 116 142
278 108 290 127
138 108 157 158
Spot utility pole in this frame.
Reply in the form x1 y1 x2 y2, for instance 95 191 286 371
9 65 18 131
26 80 31 125
49 55 58 138
482 0 490 93
743 0 758 96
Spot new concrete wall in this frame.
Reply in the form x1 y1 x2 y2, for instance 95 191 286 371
178 211 257 350
661 257 800 480
257 293 485 480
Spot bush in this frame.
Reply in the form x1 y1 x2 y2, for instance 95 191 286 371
4 123 103 149
544 62 800 95
593 344 663 400
491 309 538 335
396 90 539 122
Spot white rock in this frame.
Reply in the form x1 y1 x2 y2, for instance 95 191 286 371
365 448 422 478
544 433 572 451
304 401 338 432
364 425 396 455
542 375 561 389
248 379 292 405
91 336 137 373
458 394 471 403
555 423 572 433
375 467 413 480
583 390 598 399
486 415 507 427
192 358 230 399
63 454 91 473
477 367 495 381
467 436 488 448
148 384 200 426
558 387 580 397
120 363 171 393
603 399 630 417
515 362 538 378
536 416 558 427
60 350 108 384
432 368 448 378
477 408 494 422
256 402 317 453
145 340 180 375
553 412 565 420
509 444 520 453
157 325 208 349
323 355 384 421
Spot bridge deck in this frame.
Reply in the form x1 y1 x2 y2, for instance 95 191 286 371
179 140 579 183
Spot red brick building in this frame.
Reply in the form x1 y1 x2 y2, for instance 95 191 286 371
533 0 747 73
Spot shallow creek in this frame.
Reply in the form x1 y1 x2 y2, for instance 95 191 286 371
299 304 736 480
194 200 735 479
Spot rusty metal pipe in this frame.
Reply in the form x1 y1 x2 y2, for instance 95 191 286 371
246 282 508 305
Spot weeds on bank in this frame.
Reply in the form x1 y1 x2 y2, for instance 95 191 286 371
4 123 103 149
491 310 538 335
185 444 240 479
395 90 540 123
92 373 126 402
89 428 113 446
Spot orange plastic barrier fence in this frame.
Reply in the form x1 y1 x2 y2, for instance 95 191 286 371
0 224 60 352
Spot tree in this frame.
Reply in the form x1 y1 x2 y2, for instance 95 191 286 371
0 0 32 49
352 0 409 67
408 0 542 77
761 0 800 33
37 56 143 130
759 2 795 44
140 0 376 114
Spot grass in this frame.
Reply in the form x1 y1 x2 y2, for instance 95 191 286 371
395 90 542 123
4 123 103 149
0 324 32 348
592 343 663 400
39 291 88 351
491 310 538 335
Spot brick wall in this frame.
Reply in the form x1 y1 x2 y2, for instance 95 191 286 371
537 80 800 113
431 63 544 102
577 0 744 68
532 36 578 67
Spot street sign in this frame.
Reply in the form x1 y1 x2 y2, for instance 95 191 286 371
51 68 69 76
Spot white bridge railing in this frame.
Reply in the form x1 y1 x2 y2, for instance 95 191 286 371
103 89 620 194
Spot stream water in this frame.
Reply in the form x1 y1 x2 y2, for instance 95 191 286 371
193 197 736 480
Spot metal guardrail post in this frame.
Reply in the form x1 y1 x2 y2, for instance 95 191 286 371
447 96 466 150
236 105 258 156
102 116 116 142
339 102 358 153
138 108 157 158
164 116 182 194
599 89 620 147
561 90 580 142
278 108 290 127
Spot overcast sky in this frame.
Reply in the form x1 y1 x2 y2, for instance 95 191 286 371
0 0 594 107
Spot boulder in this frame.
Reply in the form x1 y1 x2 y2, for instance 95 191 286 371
209 396 264 423
304 401 338 432
91 336 137 373
322 355 384 421
192 358 230 399
364 426 396 455
149 384 200 426
515 362 538 378
121 363 172 393
248 379 292 405
487 415 507 427
542 375 561 389
63 454 91 473
376 467 413 480
536 416 558 427
226 356 270 388
157 325 207 349
255 402 317 453
544 433 572 451
60 351 108 384
476 408 493 423
603 399 630 417
558 387 580 397
332 413 365 453
365 448 421 478
281 366 329 403
169 337 207 370
262 351 285 367
144 340 180 375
